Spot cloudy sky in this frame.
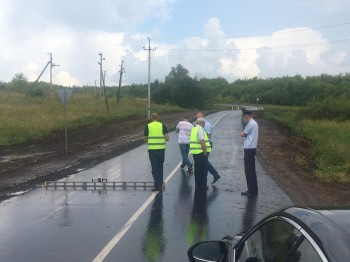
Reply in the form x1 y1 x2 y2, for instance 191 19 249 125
1 0 350 86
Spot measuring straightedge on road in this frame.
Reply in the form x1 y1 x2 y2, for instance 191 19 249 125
43 180 159 190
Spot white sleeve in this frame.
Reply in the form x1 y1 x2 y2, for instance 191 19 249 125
197 128 205 140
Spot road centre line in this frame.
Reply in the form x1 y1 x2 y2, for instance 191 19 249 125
212 113 227 127
92 113 227 261
92 163 181 262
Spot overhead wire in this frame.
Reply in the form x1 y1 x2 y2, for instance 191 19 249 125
152 22 350 41
153 22 350 52
156 38 350 52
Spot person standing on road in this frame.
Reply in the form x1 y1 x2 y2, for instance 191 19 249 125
196 112 220 184
176 116 194 175
144 113 169 192
240 109 259 196
190 118 211 189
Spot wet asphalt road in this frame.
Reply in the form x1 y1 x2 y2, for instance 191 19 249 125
0 110 293 262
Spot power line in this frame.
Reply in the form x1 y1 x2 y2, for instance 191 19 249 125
156 38 350 53
152 22 350 41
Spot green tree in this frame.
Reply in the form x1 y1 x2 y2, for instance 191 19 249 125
153 64 210 108
10 73 28 92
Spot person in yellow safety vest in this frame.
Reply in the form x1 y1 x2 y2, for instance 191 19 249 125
189 117 211 189
196 112 221 184
144 113 169 192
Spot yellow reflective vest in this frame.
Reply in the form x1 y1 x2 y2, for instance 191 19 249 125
147 121 166 150
189 126 211 155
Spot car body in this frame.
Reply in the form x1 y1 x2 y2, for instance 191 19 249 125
188 207 350 262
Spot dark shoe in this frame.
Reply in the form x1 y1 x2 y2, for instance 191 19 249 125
212 175 221 184
151 188 162 192
241 191 257 196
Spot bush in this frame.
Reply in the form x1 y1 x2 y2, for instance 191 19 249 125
301 95 350 121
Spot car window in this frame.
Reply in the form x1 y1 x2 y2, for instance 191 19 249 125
286 237 323 262
236 220 301 262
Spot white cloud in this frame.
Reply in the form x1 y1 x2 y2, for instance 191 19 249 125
0 1 349 86
55 71 81 86
22 62 39 82
204 18 226 38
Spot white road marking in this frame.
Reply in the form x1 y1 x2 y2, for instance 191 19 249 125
92 163 181 262
212 113 227 127
92 113 227 261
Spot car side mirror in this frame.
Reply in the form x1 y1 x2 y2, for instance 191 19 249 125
187 241 228 262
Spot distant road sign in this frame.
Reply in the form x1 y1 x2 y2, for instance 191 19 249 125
57 89 72 104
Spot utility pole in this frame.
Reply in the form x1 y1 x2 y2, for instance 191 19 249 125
48 53 59 85
103 70 110 112
117 60 125 104
98 52 105 109
26 53 59 96
143 37 156 119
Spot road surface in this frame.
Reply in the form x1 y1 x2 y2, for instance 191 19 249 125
0 110 293 262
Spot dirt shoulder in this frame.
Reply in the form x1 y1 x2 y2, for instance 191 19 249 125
0 111 349 206
255 112 349 207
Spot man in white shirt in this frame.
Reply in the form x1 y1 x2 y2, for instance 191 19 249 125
240 109 259 196
196 112 221 184
176 116 193 174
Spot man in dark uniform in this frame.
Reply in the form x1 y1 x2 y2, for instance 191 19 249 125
144 113 169 191
240 109 259 196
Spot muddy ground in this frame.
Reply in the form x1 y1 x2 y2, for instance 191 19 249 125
0 111 349 206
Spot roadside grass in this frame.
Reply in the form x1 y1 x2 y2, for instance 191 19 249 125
0 91 182 145
263 105 350 185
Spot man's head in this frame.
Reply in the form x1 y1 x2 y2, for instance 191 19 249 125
183 115 189 122
196 117 206 127
151 113 159 121
196 112 205 118
242 109 253 121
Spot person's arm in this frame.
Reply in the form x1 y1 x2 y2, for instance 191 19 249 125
163 124 169 141
241 122 252 137
204 122 212 139
143 125 148 142
176 123 180 133
197 129 207 156
199 139 207 156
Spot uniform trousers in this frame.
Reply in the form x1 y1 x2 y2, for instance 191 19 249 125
244 148 258 193
193 152 208 188
148 149 165 190
207 142 219 178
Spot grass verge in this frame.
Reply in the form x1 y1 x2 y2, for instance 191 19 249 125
0 91 182 145
263 105 350 185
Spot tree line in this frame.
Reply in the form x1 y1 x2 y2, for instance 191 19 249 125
2 65 350 119
121 64 350 110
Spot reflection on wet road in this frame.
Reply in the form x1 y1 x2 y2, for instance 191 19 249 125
142 193 164 261
0 111 293 262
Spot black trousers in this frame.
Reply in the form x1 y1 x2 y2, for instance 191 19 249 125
244 148 258 193
193 152 208 188
148 149 165 189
